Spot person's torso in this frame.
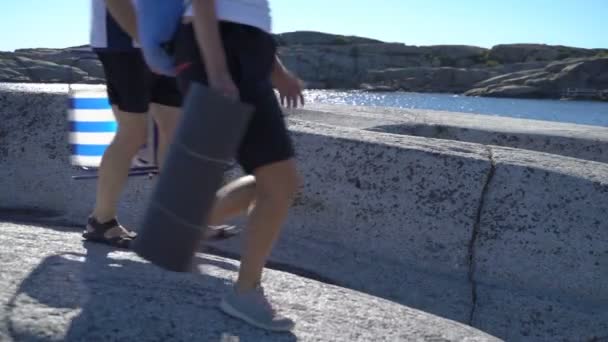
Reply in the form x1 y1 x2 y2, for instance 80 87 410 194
184 0 272 33
90 0 139 51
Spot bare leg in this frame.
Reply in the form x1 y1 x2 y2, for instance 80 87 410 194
207 175 257 225
235 159 300 292
90 108 147 234
149 103 180 169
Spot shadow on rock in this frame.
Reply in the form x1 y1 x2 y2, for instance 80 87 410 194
7 242 297 341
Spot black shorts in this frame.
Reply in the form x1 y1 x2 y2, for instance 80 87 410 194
95 49 182 113
173 23 295 174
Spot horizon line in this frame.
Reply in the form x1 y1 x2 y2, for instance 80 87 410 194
2 30 606 52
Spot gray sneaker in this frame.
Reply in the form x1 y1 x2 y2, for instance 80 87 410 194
220 285 295 332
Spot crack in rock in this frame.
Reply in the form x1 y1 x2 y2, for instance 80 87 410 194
467 146 496 325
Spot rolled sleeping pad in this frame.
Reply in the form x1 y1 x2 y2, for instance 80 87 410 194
132 83 253 272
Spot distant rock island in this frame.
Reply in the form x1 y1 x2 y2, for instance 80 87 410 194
1 31 607 101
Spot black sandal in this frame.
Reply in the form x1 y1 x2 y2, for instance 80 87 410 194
204 225 241 240
82 217 136 249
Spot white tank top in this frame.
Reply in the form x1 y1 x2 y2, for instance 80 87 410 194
90 0 139 50
185 0 272 33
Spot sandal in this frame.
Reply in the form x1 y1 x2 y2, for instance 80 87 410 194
204 225 241 240
82 216 136 249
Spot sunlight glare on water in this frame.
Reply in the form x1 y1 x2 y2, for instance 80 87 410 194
302 90 608 127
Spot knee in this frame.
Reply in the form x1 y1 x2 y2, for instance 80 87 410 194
155 120 177 143
256 166 301 206
152 106 180 141
112 126 147 152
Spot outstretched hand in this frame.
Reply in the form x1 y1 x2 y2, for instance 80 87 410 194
272 70 305 108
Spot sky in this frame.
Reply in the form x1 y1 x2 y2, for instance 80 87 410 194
0 0 606 52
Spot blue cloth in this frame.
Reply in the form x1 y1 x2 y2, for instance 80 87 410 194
136 0 188 76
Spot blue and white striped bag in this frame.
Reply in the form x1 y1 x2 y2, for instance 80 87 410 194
67 86 157 171
68 87 116 167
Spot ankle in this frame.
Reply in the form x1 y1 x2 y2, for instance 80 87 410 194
90 213 115 224
235 280 260 294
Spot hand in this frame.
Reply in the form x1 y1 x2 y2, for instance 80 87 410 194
209 71 239 100
272 70 305 108
141 49 177 77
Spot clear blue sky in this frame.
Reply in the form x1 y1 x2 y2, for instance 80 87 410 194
0 0 606 52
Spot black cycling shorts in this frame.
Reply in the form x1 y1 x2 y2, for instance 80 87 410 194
173 22 295 174
95 49 182 113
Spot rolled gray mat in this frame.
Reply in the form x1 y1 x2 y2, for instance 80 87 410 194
132 83 253 272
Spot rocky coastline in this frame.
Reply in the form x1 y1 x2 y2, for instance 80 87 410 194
1 31 606 101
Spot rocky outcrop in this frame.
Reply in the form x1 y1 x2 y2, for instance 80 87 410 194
0 47 103 84
362 67 495 93
0 31 607 100
465 57 608 100
487 44 601 64
277 37 493 89
275 30 383 45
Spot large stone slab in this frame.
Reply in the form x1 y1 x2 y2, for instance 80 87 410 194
0 84 491 326
469 147 608 341
214 119 490 324
473 284 607 342
476 147 608 301
3 83 608 340
0 83 152 229
474 147 608 303
0 222 501 341
289 103 608 164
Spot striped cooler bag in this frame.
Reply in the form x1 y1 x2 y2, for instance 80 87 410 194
67 86 159 179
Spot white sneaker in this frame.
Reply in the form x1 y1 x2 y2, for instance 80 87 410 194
220 285 295 332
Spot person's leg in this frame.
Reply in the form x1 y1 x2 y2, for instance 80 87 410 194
85 50 150 247
218 96 300 331
235 160 300 291
90 109 147 223
173 22 298 330
219 70 300 332
149 103 179 168
207 175 256 225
